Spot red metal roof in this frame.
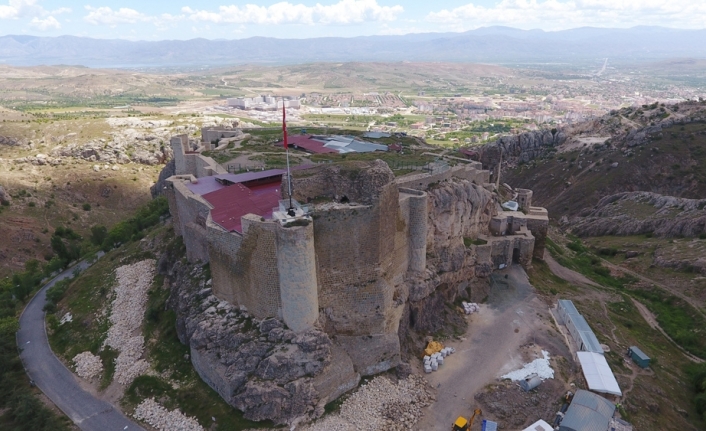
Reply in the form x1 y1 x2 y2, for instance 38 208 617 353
286 135 337 154
202 182 281 233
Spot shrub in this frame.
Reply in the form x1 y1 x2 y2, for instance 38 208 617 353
82 203 91 211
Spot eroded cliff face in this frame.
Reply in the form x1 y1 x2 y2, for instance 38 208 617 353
399 180 498 354
164 258 359 426
570 191 706 238
479 129 567 167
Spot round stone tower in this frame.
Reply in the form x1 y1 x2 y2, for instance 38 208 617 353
276 222 319 332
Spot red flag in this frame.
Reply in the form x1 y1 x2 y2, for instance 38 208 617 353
282 104 288 149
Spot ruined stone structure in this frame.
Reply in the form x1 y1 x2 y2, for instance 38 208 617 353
164 131 549 423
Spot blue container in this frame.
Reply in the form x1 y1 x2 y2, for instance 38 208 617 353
482 419 498 431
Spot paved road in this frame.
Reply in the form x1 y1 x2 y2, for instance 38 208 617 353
17 256 145 431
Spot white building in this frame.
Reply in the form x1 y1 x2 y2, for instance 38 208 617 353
226 96 300 110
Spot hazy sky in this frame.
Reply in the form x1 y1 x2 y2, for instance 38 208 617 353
2 0 705 40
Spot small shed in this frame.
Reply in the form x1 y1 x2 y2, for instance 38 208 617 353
519 374 543 391
628 346 650 368
559 389 615 431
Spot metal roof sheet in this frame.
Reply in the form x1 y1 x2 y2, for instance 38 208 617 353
558 299 580 316
288 135 337 154
560 389 615 431
215 170 285 184
202 182 281 233
629 346 650 361
345 141 388 153
570 315 604 353
185 171 286 196
577 352 622 396
185 176 227 195
523 419 553 431
363 131 391 138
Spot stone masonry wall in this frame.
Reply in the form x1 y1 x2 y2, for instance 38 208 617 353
170 179 212 263
395 163 489 191
401 188 428 273
208 216 282 319
314 204 387 335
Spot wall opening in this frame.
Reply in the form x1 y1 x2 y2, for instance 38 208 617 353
512 247 520 264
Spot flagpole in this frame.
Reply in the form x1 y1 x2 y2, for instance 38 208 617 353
283 100 293 212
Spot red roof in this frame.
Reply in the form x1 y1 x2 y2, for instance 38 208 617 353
459 148 479 160
285 135 337 154
202 182 281 233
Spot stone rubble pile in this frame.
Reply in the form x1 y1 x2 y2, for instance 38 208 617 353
304 375 433 431
462 301 480 315
103 259 155 385
72 351 103 379
133 398 204 431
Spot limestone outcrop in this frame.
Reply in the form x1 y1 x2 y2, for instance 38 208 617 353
0 136 20 146
150 159 176 198
570 192 706 238
0 185 10 204
479 129 567 166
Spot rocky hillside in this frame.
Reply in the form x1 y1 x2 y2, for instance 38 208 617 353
569 191 706 238
479 100 706 219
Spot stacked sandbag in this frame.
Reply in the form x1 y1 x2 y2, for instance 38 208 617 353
462 302 480 315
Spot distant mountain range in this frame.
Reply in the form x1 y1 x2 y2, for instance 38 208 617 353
1 26 706 68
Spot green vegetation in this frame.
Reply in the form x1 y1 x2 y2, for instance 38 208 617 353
463 237 487 247
630 288 706 359
687 363 706 422
101 196 169 250
553 237 637 290
527 257 573 297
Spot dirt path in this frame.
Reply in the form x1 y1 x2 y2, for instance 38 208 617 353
630 298 704 364
544 251 600 288
600 258 706 320
416 265 562 430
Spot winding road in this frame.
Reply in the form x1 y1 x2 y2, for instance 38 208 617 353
16 256 145 431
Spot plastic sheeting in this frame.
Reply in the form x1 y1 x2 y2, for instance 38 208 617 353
577 351 622 396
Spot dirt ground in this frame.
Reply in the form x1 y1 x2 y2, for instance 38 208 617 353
415 265 573 430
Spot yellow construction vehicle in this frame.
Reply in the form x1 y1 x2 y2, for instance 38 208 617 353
452 408 481 431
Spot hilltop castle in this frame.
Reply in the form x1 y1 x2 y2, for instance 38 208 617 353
164 130 548 380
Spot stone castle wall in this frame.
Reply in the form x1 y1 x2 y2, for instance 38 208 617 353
169 179 212 263
395 162 489 191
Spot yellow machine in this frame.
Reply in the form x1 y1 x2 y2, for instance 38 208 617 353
424 340 444 357
452 408 481 431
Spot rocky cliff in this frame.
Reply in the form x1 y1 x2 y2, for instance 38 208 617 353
163 257 359 426
569 191 706 238
479 129 567 167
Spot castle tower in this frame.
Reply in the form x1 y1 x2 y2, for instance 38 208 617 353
276 222 319 332
517 189 533 210
171 134 189 175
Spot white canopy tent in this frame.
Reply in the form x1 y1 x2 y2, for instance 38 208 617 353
577 351 622 396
